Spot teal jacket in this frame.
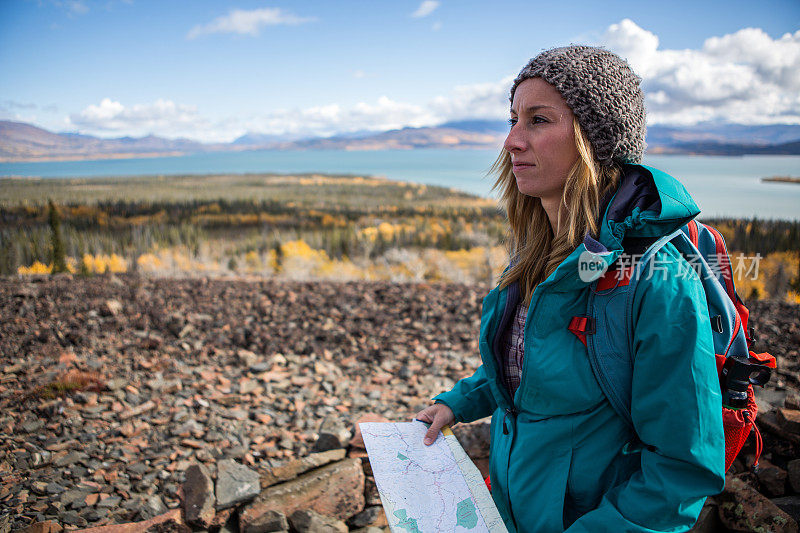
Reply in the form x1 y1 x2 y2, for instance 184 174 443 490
434 164 726 533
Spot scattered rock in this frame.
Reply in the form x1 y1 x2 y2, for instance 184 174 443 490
216 459 260 510
688 499 720 533
789 459 800 493
139 495 167 520
364 476 382 506
183 463 215 528
240 509 288 533
312 416 352 453
786 395 800 411
101 299 123 317
347 506 388 528
289 509 348 533
756 459 788 497
772 496 800 524
777 408 800 434
718 476 798 533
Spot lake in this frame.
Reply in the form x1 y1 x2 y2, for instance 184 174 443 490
1 150 798 220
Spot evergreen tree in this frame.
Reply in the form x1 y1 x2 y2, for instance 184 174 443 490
48 200 68 273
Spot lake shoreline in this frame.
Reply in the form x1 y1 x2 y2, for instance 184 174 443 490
1 151 799 220
763 175 800 184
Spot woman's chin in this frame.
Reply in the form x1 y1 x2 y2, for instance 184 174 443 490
514 179 542 198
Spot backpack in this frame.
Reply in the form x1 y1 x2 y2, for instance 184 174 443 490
568 219 776 471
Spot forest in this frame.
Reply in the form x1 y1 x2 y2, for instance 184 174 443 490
1 173 798 301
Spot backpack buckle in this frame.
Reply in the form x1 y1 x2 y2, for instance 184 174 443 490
569 316 595 335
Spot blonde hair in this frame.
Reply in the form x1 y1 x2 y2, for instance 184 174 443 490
490 116 621 305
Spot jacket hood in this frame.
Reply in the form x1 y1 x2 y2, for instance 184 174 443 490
588 163 700 253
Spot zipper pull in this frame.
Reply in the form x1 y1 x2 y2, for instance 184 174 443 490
502 408 517 435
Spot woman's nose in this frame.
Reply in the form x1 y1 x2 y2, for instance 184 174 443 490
504 125 525 152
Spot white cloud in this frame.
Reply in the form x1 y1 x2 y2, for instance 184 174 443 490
429 77 514 121
240 96 438 139
187 8 314 39
68 98 219 139
411 1 439 18
64 96 440 143
602 19 800 125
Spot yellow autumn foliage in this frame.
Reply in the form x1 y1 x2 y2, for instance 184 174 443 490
245 250 261 270
18 257 79 275
81 253 128 274
137 253 163 271
732 250 799 302
359 222 414 242
18 261 53 275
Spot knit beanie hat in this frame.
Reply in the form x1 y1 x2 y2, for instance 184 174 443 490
509 45 646 166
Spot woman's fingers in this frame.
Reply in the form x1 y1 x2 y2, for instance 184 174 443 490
421 405 454 446
424 421 442 445
415 409 434 423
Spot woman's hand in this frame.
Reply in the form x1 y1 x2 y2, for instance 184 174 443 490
415 403 455 445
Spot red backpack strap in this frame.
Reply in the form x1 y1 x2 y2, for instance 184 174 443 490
704 224 736 298
686 219 699 247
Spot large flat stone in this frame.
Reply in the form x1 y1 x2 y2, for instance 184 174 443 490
240 458 365 530
777 408 800 434
16 522 63 533
71 509 184 533
260 448 346 488
788 459 800 493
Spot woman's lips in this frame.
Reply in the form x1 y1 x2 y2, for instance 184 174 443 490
512 162 535 171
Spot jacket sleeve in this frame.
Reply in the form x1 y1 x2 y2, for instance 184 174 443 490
566 245 726 533
432 364 498 424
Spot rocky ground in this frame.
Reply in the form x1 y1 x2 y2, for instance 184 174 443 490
0 275 798 532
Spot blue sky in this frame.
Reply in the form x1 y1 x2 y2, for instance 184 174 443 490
1 0 799 142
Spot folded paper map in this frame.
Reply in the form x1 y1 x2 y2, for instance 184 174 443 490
359 421 508 533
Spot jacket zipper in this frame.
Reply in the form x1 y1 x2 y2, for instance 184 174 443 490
502 407 517 434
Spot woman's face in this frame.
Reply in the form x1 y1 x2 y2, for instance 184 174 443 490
504 77 580 203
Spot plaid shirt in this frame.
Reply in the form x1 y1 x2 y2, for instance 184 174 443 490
503 302 528 397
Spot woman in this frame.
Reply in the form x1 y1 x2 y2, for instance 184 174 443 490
415 46 726 532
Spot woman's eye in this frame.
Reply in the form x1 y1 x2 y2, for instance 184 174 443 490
507 118 517 127
532 116 548 124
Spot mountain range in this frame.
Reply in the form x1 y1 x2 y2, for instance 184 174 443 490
2 119 799 163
